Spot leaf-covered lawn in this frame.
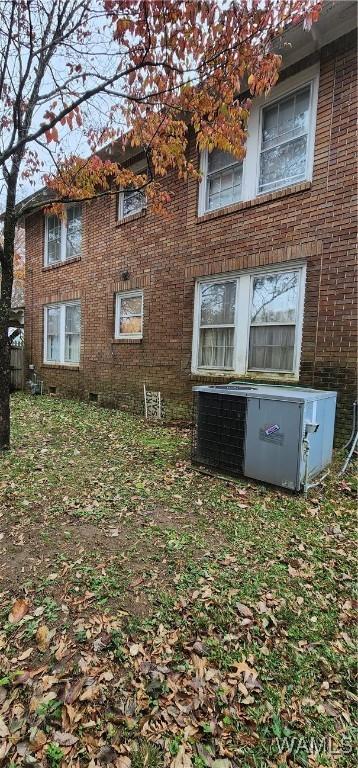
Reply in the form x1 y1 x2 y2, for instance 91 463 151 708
0 394 356 768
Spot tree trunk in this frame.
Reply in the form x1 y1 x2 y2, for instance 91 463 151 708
0 170 17 450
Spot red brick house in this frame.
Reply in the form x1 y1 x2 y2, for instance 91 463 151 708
24 3 357 440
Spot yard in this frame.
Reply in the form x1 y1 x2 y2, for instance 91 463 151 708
0 394 356 768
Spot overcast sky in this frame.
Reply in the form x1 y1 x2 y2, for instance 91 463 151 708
0 1 129 210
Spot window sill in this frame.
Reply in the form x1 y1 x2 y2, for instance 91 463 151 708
111 337 143 344
190 370 299 383
41 363 80 370
197 181 312 223
42 256 81 272
116 208 147 227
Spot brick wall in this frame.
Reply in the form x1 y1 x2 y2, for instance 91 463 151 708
24 34 357 442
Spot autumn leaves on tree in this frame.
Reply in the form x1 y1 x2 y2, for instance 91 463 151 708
0 0 321 447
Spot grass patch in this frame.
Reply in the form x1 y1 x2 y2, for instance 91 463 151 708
0 393 356 767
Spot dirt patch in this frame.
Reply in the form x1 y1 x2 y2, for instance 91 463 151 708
136 505 180 527
0 509 184 620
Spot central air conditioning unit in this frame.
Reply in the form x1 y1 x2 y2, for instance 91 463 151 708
192 383 336 492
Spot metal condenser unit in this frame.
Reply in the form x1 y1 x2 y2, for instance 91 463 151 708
192 383 337 492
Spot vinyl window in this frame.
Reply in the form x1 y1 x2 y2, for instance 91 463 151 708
258 85 311 193
198 281 236 368
248 271 300 372
198 66 318 214
44 204 82 265
115 290 143 339
44 301 81 364
205 150 243 212
192 265 305 377
118 188 146 220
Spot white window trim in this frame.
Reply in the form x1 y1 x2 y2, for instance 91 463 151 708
191 262 306 379
198 153 243 215
198 64 319 215
43 300 81 365
44 205 82 266
117 189 147 222
117 165 148 224
196 280 238 371
115 289 143 340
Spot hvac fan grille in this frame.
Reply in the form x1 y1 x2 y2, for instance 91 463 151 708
192 391 247 476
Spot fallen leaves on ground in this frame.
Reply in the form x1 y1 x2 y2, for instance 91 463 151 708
8 598 30 624
0 598 263 765
0 395 356 767
1 576 355 767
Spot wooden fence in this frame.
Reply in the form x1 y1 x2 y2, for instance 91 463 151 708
10 345 24 390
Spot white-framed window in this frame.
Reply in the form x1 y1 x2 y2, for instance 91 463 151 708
192 264 306 377
118 187 146 221
202 150 243 212
117 157 148 221
248 271 301 372
198 65 319 214
197 281 237 369
258 85 312 194
115 290 143 339
44 204 82 266
43 301 81 364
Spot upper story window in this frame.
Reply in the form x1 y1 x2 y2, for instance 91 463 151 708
198 66 319 215
118 157 147 222
259 85 311 194
192 264 306 377
205 150 243 212
115 290 143 339
44 204 82 266
44 301 81 364
118 187 146 221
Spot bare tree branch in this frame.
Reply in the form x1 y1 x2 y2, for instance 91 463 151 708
0 0 16 100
